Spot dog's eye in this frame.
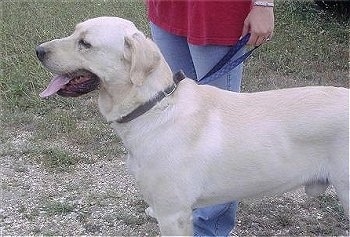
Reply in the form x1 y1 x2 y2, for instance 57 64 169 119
78 39 92 49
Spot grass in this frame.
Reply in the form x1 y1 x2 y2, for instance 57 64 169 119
1 0 349 236
242 0 349 91
40 199 75 216
1 0 136 172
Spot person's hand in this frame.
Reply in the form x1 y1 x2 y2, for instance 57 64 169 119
241 5 274 46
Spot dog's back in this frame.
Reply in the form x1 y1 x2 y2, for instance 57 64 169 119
187 85 349 214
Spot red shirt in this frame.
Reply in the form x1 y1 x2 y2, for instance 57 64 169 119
147 0 252 46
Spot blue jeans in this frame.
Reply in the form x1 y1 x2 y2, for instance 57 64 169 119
150 22 244 236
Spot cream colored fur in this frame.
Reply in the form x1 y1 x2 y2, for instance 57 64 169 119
38 17 349 235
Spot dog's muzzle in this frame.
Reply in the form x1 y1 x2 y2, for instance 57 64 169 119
36 45 100 98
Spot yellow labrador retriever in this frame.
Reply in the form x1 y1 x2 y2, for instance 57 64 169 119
36 17 349 235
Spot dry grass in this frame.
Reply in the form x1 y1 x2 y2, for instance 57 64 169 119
1 0 349 236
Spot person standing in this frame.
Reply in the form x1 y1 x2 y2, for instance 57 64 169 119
146 0 274 235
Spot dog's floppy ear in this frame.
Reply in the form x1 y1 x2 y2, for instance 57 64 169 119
124 33 161 86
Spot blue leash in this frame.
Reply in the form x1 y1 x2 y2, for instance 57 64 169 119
197 33 260 85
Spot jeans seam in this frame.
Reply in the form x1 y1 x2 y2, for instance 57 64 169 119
214 203 232 235
227 74 231 90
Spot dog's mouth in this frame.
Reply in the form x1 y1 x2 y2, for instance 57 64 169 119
39 69 100 98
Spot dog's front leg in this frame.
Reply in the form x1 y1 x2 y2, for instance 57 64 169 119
157 208 193 236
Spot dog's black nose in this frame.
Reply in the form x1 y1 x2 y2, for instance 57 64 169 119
36 46 46 61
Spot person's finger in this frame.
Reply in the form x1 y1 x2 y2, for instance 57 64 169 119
240 21 249 40
247 33 258 46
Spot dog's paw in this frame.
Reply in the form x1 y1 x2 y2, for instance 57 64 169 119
145 207 157 219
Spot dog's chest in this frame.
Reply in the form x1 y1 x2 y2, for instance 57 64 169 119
126 152 161 202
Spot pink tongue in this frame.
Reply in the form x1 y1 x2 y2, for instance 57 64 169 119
39 75 71 98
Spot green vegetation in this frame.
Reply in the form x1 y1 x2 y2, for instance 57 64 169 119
1 0 348 235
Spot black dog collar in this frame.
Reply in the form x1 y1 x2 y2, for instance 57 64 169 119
116 71 186 123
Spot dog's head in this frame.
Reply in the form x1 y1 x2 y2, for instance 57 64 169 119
37 17 167 99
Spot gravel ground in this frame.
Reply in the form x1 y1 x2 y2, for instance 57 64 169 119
1 153 160 236
1 131 348 236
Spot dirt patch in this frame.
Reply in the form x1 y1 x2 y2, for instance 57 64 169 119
1 143 348 236
1 153 159 236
